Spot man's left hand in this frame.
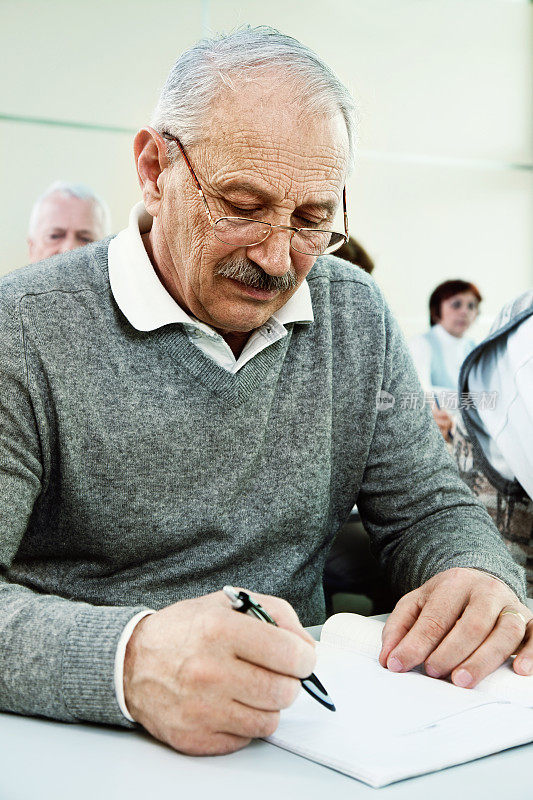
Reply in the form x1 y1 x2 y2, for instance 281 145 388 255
379 567 533 686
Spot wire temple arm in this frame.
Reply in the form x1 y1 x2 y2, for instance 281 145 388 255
161 132 203 192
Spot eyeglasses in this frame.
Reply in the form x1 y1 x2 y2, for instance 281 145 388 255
161 132 349 257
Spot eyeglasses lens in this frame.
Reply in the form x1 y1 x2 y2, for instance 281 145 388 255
213 218 344 256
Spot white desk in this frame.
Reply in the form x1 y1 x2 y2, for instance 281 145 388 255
2 707 533 800
3 612 533 799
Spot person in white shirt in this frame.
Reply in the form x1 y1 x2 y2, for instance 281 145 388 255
409 279 482 440
456 290 533 593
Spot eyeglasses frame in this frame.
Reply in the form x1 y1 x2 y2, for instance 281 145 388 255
161 132 349 256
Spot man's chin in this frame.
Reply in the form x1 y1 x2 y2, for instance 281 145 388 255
207 304 277 336
213 316 271 336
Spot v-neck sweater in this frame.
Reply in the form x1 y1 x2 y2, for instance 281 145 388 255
0 238 525 727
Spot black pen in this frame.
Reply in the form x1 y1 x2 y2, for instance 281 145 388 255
223 586 336 712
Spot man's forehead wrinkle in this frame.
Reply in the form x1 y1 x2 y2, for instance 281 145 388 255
206 144 345 200
203 104 346 157
210 133 343 171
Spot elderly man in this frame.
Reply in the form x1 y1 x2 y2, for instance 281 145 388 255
0 28 532 757
27 181 110 262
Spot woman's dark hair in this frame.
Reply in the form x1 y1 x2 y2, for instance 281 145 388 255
335 237 374 274
429 280 482 326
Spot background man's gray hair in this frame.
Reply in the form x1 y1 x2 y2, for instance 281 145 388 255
151 25 357 172
28 181 112 238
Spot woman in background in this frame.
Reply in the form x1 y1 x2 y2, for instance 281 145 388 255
410 279 482 439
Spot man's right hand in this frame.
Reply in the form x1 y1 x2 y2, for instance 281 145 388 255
123 590 316 755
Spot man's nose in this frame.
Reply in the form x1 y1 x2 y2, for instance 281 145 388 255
57 236 78 254
246 228 293 276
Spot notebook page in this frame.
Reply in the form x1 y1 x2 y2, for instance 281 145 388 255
320 612 383 659
475 661 533 707
371 703 533 786
267 641 533 787
278 642 498 739
269 702 533 788
321 612 533 707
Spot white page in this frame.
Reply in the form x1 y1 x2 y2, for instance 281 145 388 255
269 701 533 787
320 612 384 659
266 613 533 787
272 643 499 743
322 612 533 706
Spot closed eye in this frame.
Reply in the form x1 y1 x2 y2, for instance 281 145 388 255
226 201 262 217
224 199 327 228
294 217 326 229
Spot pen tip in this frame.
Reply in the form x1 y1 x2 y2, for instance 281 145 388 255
301 674 336 711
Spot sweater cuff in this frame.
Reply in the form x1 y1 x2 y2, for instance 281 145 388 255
114 609 155 721
61 604 150 726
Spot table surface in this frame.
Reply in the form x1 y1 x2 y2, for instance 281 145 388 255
2 612 533 800
2 707 533 800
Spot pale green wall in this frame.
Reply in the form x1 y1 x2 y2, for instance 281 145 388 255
1 0 531 338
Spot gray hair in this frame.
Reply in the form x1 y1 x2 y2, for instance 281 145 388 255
28 181 112 237
150 25 357 171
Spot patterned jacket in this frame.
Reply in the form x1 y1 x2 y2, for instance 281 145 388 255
456 292 533 594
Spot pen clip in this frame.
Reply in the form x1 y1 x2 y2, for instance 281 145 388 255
223 586 277 625
238 592 278 625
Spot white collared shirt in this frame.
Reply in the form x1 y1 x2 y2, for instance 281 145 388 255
108 202 314 720
468 316 533 497
108 203 314 373
409 323 475 393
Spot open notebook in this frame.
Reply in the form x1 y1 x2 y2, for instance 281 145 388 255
266 613 533 788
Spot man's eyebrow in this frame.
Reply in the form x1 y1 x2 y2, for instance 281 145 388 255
219 180 338 216
299 199 337 217
218 179 275 203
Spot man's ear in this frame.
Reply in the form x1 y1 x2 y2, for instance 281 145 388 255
133 127 170 217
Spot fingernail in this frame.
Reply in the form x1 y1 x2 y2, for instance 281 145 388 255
453 669 472 688
425 664 440 678
515 657 532 675
387 656 404 672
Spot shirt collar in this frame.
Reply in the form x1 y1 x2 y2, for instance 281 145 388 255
108 201 314 333
434 323 467 348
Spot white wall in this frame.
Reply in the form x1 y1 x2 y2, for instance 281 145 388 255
1 0 531 340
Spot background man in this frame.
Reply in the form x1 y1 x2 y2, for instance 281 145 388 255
27 180 111 262
0 28 531 758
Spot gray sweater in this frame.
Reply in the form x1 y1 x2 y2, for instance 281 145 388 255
0 239 526 727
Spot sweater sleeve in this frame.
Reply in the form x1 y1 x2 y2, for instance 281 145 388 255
357 301 527 602
0 293 147 726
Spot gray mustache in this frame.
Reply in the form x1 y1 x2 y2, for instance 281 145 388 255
216 257 298 292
